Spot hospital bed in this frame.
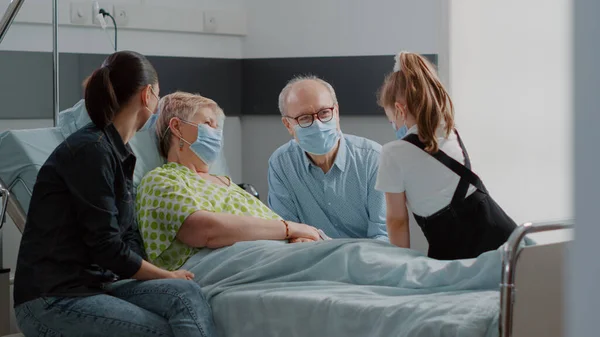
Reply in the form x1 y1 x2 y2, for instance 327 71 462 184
0 100 574 337
0 1 573 336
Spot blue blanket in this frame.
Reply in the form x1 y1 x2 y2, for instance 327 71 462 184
182 239 501 337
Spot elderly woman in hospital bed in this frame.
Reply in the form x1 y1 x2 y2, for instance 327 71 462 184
136 92 322 270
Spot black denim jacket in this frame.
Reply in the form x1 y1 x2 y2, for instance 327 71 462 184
13 123 146 306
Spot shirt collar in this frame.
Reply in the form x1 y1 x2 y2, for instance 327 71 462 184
406 123 449 138
300 134 346 172
406 124 419 136
104 123 134 162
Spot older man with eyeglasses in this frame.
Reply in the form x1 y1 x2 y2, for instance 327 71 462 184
267 75 388 241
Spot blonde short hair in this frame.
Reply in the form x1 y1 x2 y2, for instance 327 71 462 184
156 91 225 158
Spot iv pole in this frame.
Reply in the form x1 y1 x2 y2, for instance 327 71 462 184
52 0 59 126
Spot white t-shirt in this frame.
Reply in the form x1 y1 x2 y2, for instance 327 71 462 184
375 125 477 217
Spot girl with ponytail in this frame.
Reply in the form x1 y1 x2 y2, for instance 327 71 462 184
14 51 216 337
375 51 516 260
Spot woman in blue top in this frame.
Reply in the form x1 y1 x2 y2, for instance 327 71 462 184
13 51 216 337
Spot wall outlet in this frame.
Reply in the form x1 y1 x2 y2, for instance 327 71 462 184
203 10 246 35
113 5 130 27
203 12 218 33
70 2 89 25
92 2 113 26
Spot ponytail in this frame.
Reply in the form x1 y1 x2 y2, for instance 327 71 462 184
378 52 454 153
84 66 119 128
83 51 159 129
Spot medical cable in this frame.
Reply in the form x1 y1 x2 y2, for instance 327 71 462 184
99 9 117 52
93 2 118 52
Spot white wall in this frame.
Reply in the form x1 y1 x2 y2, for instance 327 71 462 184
569 0 600 336
0 0 244 58
242 0 441 58
446 0 573 225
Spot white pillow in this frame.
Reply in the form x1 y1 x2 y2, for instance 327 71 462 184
57 99 91 138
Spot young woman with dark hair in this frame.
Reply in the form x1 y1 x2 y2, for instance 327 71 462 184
13 51 216 337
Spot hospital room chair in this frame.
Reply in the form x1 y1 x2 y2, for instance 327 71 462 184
0 100 574 337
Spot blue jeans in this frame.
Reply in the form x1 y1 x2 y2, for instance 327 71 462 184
15 279 216 337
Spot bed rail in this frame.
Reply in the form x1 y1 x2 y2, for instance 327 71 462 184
0 177 12 335
499 220 574 337
0 177 26 235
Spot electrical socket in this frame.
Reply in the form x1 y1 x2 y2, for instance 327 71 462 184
113 5 130 27
70 2 89 25
203 12 218 33
92 2 113 26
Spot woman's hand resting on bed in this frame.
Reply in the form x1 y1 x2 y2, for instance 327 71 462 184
287 222 321 243
169 270 195 280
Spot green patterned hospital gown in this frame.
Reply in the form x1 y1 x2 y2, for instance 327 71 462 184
136 162 282 270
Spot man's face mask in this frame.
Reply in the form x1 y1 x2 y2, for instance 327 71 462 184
293 116 341 155
179 120 223 165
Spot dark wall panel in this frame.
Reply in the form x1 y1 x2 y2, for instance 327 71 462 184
0 51 81 119
242 54 437 115
1 51 437 119
0 51 242 119
78 54 242 116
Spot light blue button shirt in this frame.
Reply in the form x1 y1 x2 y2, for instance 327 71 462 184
267 134 388 240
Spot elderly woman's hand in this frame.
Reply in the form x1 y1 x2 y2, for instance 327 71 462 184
289 237 317 243
287 222 321 242
169 269 195 280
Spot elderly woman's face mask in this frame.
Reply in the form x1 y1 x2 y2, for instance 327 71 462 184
178 120 223 165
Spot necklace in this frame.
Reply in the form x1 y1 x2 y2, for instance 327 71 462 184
214 175 230 187
195 168 229 187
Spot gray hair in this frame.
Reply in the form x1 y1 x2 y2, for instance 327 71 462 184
156 92 224 159
278 75 338 115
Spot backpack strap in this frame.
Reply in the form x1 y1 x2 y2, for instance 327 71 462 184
403 130 487 205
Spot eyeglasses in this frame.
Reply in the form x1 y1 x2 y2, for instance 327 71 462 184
286 107 335 128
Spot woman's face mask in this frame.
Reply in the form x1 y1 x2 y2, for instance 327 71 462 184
179 120 223 165
139 86 160 132
293 117 341 155
139 113 158 133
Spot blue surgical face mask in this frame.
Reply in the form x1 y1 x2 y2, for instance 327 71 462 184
139 113 158 132
293 117 341 155
392 121 408 139
139 86 160 132
180 120 223 165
